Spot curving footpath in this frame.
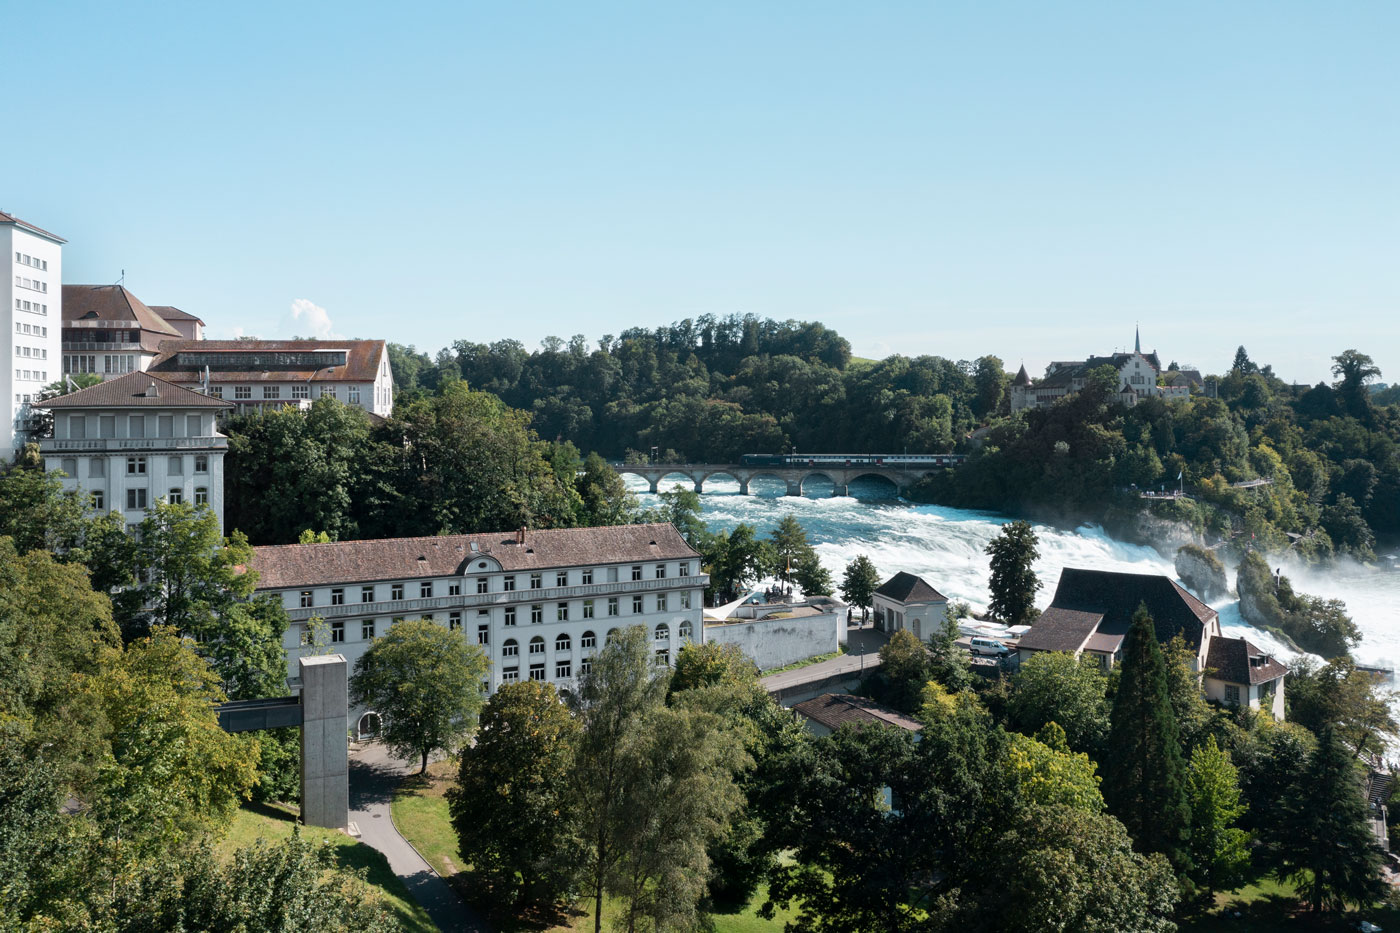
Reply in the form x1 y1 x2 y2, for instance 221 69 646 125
350 743 492 933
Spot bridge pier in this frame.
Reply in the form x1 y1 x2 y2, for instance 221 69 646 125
693 481 704 494
832 484 848 497
785 480 803 497
648 478 659 494
738 479 749 495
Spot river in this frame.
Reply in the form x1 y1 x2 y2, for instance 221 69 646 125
626 475 1400 670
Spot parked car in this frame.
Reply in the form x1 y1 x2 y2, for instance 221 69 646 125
969 637 1011 658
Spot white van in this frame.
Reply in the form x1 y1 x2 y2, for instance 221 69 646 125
969 637 1011 658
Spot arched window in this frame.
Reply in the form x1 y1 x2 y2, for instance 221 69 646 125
502 638 518 658
556 633 572 652
606 629 619 644
529 635 545 655
654 623 669 642
679 620 693 640
581 630 596 650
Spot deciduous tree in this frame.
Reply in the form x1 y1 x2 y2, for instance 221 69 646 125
1009 650 1109 754
1186 736 1250 894
839 554 880 621
984 520 1041 625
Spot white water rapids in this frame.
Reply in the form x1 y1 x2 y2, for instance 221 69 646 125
627 474 1400 670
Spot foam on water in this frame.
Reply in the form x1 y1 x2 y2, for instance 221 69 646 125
629 475 1399 666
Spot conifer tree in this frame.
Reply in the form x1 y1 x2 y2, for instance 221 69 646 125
1102 605 1192 873
984 520 1041 625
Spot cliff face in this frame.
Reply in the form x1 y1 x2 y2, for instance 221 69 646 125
1175 544 1228 601
1235 552 1288 632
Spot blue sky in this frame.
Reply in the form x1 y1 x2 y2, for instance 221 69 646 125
4 1 1396 384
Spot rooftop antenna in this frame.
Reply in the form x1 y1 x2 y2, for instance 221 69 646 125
116 269 125 286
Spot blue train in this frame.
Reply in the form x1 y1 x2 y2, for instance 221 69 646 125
739 452 967 467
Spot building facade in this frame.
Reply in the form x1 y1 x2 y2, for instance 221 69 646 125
148 339 394 417
246 523 707 733
872 571 949 639
35 372 233 530
62 285 185 380
1009 329 1191 413
3 211 64 461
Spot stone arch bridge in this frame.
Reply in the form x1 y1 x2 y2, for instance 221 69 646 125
616 462 952 497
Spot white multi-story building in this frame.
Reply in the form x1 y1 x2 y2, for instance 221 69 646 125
246 523 707 733
147 339 394 417
35 371 233 530
2 211 64 460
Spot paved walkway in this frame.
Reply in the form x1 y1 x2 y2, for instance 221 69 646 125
761 624 887 693
350 743 491 933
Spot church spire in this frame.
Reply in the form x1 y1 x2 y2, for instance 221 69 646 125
1135 324 1141 355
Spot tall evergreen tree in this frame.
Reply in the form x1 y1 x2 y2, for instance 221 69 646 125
1102 605 1192 873
1272 728 1384 913
984 520 1041 625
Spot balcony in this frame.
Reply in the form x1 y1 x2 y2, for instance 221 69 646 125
285 574 710 623
40 436 229 452
63 342 144 352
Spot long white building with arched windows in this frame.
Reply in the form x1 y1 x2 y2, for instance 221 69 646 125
245 522 707 734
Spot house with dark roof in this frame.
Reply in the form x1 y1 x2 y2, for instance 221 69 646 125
147 305 204 341
62 285 185 380
792 693 924 737
1009 328 1192 413
148 339 394 417
872 571 948 639
1017 567 1288 719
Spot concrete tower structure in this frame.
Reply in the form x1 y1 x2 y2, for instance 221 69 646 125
2 211 64 461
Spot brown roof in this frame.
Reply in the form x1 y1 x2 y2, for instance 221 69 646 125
147 305 205 325
1206 636 1288 686
34 371 233 410
63 285 184 350
0 210 65 243
148 339 387 384
1047 568 1217 651
1013 364 1032 387
1016 607 1104 653
874 571 947 604
792 693 924 733
247 522 700 589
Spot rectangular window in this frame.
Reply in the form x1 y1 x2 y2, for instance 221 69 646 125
126 488 148 510
168 455 183 475
581 632 597 649
300 591 313 608
656 649 669 666
477 624 489 645
331 621 345 643
208 386 223 398
128 415 146 438
580 659 593 677
60 457 77 476
300 628 313 646
556 660 572 679
167 488 183 505
158 416 173 438
583 599 595 619
502 667 519 683
69 415 86 439
530 573 542 590
608 597 619 616
263 386 281 399
194 455 208 473
632 565 643 581
556 572 568 587
632 595 643 614
391 584 404 600
476 578 488 594
607 566 619 583
186 415 202 435
361 585 375 603
330 588 344 606
320 386 335 398
529 663 546 682
194 487 208 506
656 564 666 579
449 611 461 631
292 385 310 399
581 568 593 585
503 575 516 591
235 385 251 399
348 387 361 405
657 594 667 611
1224 685 1240 706
531 604 543 625
127 456 146 475
100 415 116 438
420 582 433 598
91 490 104 511
362 620 375 640
502 641 519 657
680 592 691 610
89 459 105 478
504 606 517 626
557 602 569 622
680 562 690 577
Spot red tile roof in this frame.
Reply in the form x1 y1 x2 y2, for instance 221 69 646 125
792 693 924 733
34 371 233 410
147 305 204 324
247 523 701 589
148 339 387 384
63 285 184 349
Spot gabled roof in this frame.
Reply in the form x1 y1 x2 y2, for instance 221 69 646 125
1047 567 1217 651
247 523 700 589
1013 364 1032 387
149 339 387 384
874 571 947 604
792 693 924 733
1206 636 1288 686
1016 607 1104 653
148 305 204 325
34 371 233 410
0 210 65 243
63 285 184 344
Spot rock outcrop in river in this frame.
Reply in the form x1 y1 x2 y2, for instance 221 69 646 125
1174 544 1228 601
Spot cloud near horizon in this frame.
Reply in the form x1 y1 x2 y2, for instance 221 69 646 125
288 298 341 340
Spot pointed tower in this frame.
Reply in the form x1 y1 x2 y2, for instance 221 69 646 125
1135 324 1142 355
1013 363 1032 386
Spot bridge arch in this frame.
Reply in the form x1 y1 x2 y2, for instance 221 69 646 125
745 471 798 497
846 472 903 498
695 470 745 494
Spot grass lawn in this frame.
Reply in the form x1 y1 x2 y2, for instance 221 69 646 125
1181 876 1398 932
762 647 846 676
220 801 437 933
392 759 463 877
552 885 797 933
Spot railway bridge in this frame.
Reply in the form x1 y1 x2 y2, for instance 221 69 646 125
615 460 960 497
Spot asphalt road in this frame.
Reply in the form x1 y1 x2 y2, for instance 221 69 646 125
350 743 492 933
760 624 888 693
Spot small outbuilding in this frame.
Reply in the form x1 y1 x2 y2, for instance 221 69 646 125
872 571 948 639
792 693 924 738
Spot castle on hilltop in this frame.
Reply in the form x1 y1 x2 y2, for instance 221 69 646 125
1009 328 1203 413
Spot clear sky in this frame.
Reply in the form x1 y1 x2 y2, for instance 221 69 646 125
4 1 1396 384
